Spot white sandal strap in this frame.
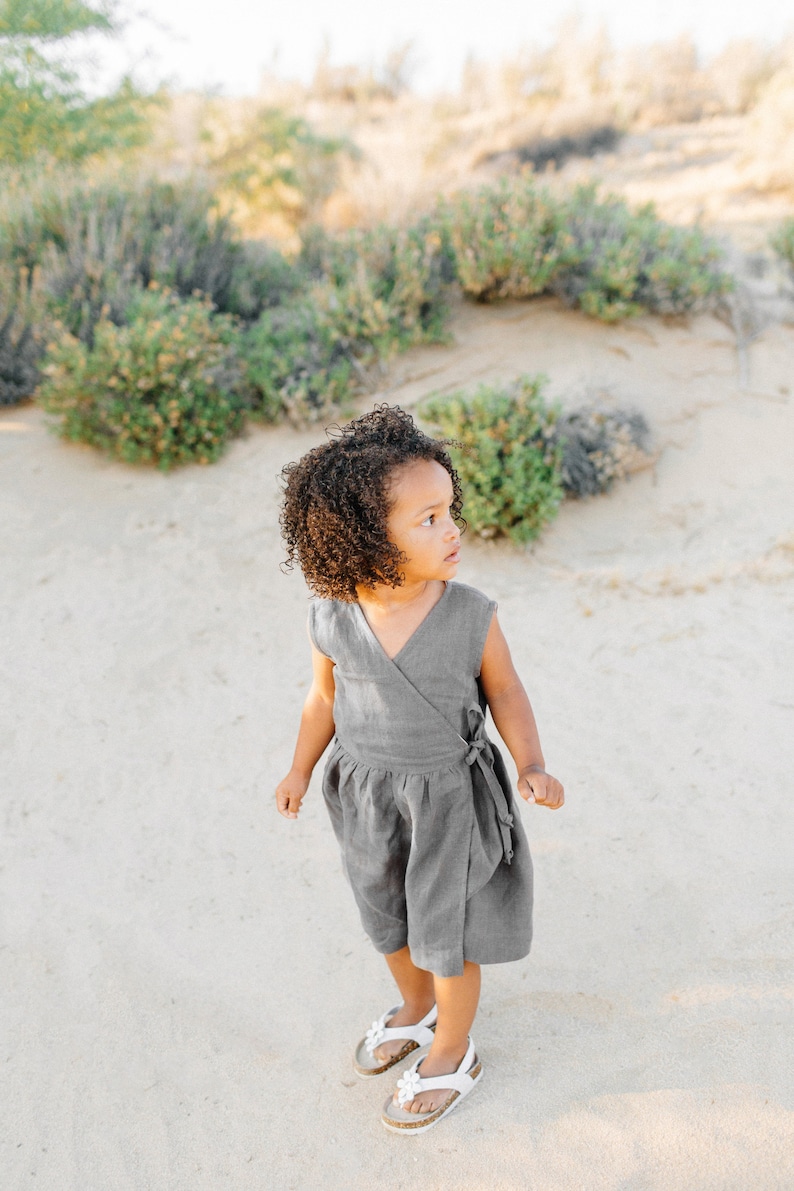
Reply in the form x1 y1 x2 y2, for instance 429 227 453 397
395 1037 477 1106
365 1003 437 1056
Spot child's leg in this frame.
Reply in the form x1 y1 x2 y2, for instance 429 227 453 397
372 946 435 1060
399 961 480 1114
378 952 482 1115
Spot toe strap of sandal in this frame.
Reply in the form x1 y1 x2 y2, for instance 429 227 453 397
365 1003 438 1057
395 1037 477 1107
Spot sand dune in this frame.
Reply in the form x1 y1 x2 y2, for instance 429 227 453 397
2 292 793 1188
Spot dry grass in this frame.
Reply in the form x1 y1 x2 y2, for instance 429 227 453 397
141 25 794 244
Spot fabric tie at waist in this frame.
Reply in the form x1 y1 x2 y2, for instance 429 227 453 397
461 705 514 865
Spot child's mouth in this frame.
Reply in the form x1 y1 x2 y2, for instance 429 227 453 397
445 548 461 563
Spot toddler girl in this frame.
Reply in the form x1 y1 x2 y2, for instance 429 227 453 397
276 405 563 1134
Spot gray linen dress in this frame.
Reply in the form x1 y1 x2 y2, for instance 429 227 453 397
309 580 533 978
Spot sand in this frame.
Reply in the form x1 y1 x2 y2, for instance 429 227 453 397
2 297 793 1190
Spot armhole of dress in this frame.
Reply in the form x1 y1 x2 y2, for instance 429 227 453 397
307 600 330 659
474 599 498 678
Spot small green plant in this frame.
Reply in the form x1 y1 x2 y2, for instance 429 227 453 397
38 287 245 468
422 376 564 543
770 218 794 278
437 179 570 301
240 300 355 425
552 405 651 497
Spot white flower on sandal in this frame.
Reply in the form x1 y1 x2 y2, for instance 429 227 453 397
365 1019 387 1055
396 1067 423 1106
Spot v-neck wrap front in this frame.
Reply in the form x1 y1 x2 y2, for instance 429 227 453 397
309 580 533 977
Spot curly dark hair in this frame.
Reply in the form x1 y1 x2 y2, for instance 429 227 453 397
280 405 464 601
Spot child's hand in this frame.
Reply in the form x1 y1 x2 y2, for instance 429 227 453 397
276 770 310 819
518 765 564 809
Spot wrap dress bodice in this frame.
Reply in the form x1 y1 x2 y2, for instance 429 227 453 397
309 580 533 977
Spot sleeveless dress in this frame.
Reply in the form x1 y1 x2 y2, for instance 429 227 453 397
308 580 533 978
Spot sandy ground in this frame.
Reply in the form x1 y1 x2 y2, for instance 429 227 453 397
2 297 794 1190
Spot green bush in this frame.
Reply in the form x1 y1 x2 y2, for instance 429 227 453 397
300 221 454 356
0 171 300 343
422 376 564 543
436 176 729 320
38 287 245 468
770 218 794 277
552 186 729 321
240 300 355 425
437 179 570 301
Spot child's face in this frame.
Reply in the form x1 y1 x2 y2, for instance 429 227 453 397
385 460 461 584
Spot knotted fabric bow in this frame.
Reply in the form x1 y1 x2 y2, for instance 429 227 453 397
461 703 515 864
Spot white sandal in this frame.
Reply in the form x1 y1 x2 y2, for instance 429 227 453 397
380 1037 483 1134
353 1003 437 1078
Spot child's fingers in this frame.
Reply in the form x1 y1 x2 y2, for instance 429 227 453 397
534 776 565 809
276 785 304 819
517 775 536 803
520 771 565 809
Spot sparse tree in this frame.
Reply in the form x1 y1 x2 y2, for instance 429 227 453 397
0 0 153 163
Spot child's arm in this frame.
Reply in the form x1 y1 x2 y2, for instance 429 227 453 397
276 643 336 820
479 613 564 809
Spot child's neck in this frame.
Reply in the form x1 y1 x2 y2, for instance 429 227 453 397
356 580 447 659
357 578 443 613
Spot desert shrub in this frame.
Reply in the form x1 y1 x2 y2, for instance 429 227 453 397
422 376 563 543
41 179 293 338
38 287 245 468
240 300 355 425
552 405 651 497
552 186 730 321
487 125 621 171
241 220 453 426
0 311 41 405
300 221 454 356
0 172 299 345
437 179 571 301
436 177 729 320
229 239 304 316
770 219 794 278
0 262 48 405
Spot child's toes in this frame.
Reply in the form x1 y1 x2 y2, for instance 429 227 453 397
406 1090 448 1114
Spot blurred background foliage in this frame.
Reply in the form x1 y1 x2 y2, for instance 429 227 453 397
1 3 792 494
0 0 153 162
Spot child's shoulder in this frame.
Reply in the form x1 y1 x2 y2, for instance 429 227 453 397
307 594 354 657
446 580 497 616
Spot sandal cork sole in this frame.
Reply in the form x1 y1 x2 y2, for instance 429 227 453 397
381 1058 483 1134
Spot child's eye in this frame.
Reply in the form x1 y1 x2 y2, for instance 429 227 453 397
421 515 434 526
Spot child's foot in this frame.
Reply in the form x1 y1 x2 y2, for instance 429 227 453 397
392 1041 470 1114
381 1038 483 1132
372 1002 436 1062
353 1001 437 1077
